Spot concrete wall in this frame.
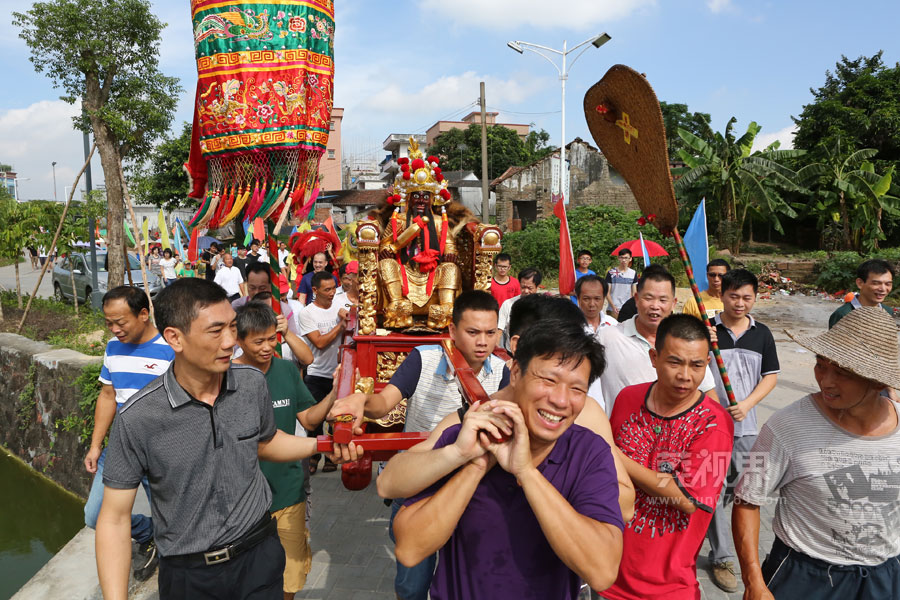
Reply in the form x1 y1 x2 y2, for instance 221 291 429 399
0 333 100 498
494 140 639 232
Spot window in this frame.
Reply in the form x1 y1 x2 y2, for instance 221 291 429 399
327 149 336 159
329 121 335 131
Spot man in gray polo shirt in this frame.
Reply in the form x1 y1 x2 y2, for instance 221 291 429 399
95 278 354 600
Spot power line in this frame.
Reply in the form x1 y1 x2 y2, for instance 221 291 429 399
487 105 561 116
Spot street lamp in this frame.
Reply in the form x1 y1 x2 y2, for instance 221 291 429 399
51 161 57 202
507 33 611 201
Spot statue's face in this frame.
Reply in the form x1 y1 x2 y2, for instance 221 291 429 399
409 191 431 214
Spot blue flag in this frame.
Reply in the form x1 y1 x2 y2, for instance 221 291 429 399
684 199 710 292
639 231 651 266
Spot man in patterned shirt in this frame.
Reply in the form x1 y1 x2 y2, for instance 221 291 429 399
603 314 734 600
734 307 900 599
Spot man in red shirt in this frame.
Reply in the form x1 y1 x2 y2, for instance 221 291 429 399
603 314 734 600
489 253 520 306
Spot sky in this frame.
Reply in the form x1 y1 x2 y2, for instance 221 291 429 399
1 0 899 202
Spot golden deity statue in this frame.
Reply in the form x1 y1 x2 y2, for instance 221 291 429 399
352 138 502 334
377 139 463 329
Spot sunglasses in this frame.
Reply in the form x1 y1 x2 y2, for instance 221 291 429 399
707 273 724 279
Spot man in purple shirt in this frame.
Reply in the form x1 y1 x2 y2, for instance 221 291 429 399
393 318 624 599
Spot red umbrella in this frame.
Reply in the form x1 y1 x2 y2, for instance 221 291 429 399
610 239 669 257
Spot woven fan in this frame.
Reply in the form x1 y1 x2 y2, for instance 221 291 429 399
583 65 736 405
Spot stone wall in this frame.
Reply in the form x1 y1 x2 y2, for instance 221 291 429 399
0 333 100 498
494 139 640 232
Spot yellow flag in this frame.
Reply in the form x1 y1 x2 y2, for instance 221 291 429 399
142 217 149 255
158 209 171 250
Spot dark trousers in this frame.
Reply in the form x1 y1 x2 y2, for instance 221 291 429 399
762 536 900 599
158 531 285 600
304 374 334 438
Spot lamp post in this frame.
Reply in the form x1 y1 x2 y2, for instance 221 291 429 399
51 161 57 202
507 33 611 201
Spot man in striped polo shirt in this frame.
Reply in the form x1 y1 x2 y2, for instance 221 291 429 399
329 290 510 600
83 286 174 581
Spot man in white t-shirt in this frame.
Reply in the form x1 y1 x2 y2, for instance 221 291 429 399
598 265 717 415
497 267 542 350
605 248 638 318
298 270 349 471
213 253 246 302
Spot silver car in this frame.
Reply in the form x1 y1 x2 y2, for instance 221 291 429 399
52 252 164 304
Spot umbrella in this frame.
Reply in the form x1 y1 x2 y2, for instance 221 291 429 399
198 236 221 250
610 239 669 257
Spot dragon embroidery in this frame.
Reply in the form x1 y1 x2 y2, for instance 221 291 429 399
194 9 273 46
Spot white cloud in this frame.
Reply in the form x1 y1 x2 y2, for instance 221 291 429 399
0 99 104 201
706 0 732 13
364 71 548 119
753 124 797 152
419 0 657 30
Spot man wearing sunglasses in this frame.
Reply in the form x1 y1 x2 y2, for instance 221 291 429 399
682 259 730 320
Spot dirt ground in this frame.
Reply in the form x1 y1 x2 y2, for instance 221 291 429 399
0 305 75 340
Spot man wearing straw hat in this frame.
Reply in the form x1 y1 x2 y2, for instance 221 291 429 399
733 307 900 599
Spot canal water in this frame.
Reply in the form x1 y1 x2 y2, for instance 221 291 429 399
0 450 84 600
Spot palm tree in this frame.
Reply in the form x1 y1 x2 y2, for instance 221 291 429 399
673 118 805 253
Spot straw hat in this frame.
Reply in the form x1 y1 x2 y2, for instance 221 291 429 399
788 306 900 390
583 65 678 234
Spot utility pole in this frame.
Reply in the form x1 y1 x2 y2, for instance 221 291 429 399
51 161 57 202
479 82 490 223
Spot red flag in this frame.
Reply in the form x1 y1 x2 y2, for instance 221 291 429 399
187 227 200 263
323 215 342 258
553 194 576 296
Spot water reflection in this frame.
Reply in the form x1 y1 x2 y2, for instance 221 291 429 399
0 450 83 599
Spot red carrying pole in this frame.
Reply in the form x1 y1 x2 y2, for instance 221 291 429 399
671 228 737 406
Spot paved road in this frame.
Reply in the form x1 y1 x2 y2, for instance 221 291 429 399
0 260 55 299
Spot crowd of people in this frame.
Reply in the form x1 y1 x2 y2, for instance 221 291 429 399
81 238 900 600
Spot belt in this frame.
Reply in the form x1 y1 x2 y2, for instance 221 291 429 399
163 513 277 567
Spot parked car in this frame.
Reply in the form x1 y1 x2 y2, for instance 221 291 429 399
52 252 164 304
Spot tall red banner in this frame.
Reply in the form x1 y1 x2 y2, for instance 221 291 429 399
553 194 575 296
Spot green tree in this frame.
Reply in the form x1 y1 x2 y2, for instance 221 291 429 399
674 118 806 253
793 53 900 164
131 122 193 211
0 190 38 313
659 101 712 163
427 124 554 180
13 0 181 289
797 139 900 251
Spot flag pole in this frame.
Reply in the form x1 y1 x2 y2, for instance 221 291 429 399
671 227 737 406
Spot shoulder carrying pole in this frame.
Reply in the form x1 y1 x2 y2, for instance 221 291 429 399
671 228 736 406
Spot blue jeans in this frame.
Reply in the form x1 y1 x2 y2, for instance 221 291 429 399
84 448 153 543
389 498 436 600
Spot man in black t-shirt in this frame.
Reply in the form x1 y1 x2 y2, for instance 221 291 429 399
200 242 218 281
232 246 253 280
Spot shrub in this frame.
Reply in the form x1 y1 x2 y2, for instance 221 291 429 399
501 205 690 286
815 250 900 295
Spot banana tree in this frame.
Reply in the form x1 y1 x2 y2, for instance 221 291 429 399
674 118 805 253
796 140 881 250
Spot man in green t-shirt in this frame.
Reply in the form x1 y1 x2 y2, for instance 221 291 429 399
234 301 337 600
828 259 894 328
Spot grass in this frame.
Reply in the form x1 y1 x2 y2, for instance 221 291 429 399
0 256 26 268
0 291 108 355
